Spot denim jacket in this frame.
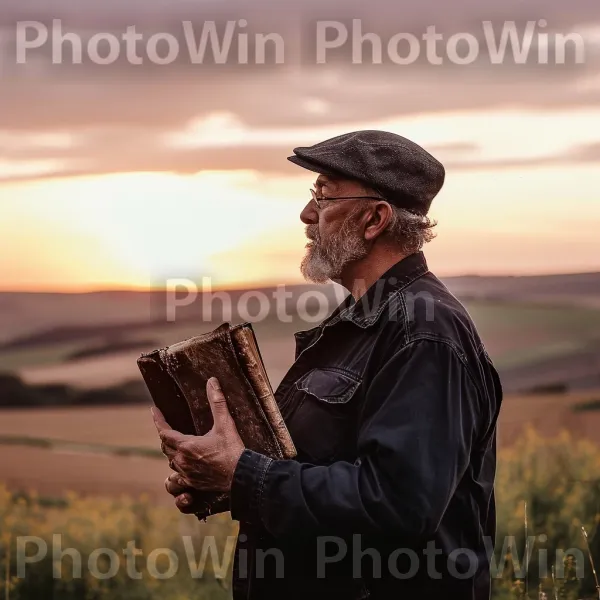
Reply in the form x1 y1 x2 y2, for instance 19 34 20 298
228 252 503 600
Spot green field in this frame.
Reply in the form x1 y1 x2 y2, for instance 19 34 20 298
2 300 600 389
463 300 600 369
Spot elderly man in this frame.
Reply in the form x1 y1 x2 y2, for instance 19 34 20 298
154 130 503 600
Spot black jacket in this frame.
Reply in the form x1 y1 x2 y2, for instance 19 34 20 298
229 252 503 600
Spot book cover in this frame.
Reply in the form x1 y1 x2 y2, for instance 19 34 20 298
137 322 295 519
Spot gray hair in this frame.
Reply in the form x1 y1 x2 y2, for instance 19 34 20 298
332 177 437 254
354 181 437 253
385 205 437 254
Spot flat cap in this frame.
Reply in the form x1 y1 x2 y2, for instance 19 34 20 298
288 130 445 216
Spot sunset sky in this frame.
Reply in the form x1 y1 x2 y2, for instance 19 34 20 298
1 0 600 291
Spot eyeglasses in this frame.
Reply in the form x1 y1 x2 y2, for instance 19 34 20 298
310 188 385 209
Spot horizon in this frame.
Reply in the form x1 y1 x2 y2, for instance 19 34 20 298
2 2 600 291
2 265 600 295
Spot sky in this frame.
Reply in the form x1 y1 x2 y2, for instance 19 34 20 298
1 0 600 291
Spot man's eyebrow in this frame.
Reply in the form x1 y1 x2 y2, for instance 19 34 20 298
316 175 339 188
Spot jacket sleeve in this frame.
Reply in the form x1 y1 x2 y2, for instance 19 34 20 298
229 338 482 541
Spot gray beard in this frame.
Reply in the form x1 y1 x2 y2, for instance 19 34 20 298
300 222 369 284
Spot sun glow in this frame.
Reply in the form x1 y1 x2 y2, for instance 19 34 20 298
0 170 308 291
2 108 600 291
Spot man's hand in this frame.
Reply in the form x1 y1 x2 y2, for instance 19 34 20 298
164 472 202 514
152 377 245 493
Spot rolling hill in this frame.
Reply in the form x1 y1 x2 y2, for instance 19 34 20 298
1 271 599 394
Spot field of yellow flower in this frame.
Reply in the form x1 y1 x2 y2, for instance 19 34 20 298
1 429 599 599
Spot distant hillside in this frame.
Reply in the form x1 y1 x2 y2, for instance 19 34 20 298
1 272 600 396
1 271 599 344
445 271 600 308
0 284 345 345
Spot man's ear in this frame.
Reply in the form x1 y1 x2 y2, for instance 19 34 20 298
363 202 393 242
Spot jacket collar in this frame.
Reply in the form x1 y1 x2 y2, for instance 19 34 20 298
325 251 429 329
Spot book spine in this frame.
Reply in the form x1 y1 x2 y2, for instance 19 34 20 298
231 329 296 459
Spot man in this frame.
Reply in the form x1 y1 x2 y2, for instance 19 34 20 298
154 130 503 599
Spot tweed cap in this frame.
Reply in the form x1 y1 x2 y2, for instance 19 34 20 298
288 130 445 216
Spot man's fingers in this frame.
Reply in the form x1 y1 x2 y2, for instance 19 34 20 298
174 493 197 514
153 407 188 447
165 475 201 513
158 428 188 449
206 377 232 432
153 407 188 449
165 472 191 496
151 407 172 433
161 442 177 460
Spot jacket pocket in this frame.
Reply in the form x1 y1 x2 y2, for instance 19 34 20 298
295 367 361 404
287 368 362 464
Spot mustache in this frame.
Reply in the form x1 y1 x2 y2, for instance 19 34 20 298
305 225 319 241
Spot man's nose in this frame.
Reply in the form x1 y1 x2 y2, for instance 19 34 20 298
300 201 318 225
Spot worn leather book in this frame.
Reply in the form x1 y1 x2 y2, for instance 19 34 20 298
137 322 296 519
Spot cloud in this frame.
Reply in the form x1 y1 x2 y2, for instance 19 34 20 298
0 158 76 179
0 0 599 181
4 137 600 185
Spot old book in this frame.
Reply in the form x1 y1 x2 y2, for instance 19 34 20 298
137 322 296 519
